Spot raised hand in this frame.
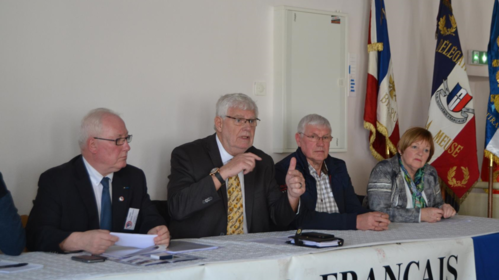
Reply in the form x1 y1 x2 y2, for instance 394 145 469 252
219 153 262 178
286 157 305 199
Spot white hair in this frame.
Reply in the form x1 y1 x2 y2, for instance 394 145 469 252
297 114 331 133
78 108 121 149
215 93 259 118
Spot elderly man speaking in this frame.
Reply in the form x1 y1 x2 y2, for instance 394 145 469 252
27 108 169 254
275 114 390 231
168 93 305 238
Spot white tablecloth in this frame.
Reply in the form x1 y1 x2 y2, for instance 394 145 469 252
1 215 498 280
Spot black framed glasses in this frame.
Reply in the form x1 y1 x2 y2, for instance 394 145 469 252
299 133 333 142
225 116 260 127
94 135 133 146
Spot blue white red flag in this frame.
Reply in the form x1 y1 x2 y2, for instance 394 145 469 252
481 0 499 184
363 0 400 161
426 0 479 206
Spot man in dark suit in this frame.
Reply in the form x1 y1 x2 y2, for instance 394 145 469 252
27 108 169 254
167 93 305 238
0 172 25 256
275 114 390 231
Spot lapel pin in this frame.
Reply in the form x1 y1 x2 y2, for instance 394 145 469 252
123 186 130 190
119 196 124 202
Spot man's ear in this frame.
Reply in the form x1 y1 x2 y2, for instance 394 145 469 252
215 116 223 133
295 133 302 147
88 138 98 153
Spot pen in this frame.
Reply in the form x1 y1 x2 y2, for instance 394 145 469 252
0 263 28 269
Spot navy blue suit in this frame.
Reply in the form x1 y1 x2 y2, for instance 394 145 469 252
275 148 369 230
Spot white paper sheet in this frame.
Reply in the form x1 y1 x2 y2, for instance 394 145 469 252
110 232 156 248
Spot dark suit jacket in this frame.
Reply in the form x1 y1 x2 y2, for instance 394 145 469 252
275 148 369 230
0 171 25 256
167 134 295 238
26 155 165 252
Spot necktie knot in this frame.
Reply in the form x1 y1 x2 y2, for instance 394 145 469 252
101 177 110 190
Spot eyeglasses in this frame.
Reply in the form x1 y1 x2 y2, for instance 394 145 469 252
299 133 333 142
225 116 260 127
94 135 133 146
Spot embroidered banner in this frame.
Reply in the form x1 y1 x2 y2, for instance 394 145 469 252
363 0 400 161
481 0 499 185
426 0 479 206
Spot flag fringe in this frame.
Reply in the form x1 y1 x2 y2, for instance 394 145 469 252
363 121 397 161
439 176 476 206
484 150 499 166
376 121 398 154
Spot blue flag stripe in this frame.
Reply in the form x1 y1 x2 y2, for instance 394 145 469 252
375 0 391 85
431 0 464 95
485 0 499 148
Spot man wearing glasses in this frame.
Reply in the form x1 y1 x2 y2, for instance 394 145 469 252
275 114 390 231
27 108 169 254
168 93 305 238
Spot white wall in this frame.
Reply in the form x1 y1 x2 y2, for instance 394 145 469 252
0 0 492 215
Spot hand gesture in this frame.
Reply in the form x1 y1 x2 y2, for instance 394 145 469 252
286 157 305 199
219 153 262 179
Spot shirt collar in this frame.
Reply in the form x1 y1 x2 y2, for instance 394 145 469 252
215 134 233 165
307 161 328 176
82 156 114 187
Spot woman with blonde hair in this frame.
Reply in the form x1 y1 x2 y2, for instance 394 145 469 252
365 127 456 223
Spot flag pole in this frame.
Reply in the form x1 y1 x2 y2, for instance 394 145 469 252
488 153 494 218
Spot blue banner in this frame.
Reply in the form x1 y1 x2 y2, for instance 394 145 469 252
484 0 499 158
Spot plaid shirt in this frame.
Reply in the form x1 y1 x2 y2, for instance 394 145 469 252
308 163 339 213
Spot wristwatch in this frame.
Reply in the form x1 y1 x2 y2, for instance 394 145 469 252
210 168 225 186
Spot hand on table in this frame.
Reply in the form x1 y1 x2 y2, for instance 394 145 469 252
148 225 170 247
60 229 118 255
421 207 443 223
357 212 390 231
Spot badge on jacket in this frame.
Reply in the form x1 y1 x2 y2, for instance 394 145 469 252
124 208 140 230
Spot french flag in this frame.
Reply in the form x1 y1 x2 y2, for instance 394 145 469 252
363 0 400 161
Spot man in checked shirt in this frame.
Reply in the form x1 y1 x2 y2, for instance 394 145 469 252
275 114 390 231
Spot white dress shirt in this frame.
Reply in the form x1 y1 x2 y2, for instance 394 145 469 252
82 156 114 223
216 135 249 234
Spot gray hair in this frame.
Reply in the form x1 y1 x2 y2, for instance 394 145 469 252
78 108 121 149
215 93 259 118
297 114 331 133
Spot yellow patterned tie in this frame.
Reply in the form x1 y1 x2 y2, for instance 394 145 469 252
227 175 244 235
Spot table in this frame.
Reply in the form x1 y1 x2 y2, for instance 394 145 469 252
1 215 499 280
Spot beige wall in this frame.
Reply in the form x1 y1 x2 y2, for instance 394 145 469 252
0 0 492 214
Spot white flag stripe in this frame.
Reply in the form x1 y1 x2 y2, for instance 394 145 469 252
376 60 398 135
428 64 474 163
